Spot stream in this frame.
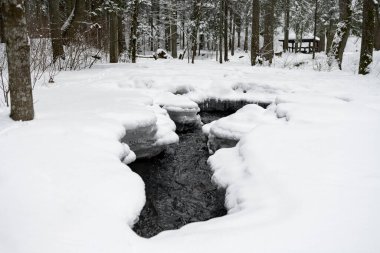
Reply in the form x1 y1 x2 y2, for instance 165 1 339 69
130 111 231 238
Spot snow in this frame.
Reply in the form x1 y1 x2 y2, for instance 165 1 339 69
1 47 380 253
204 104 277 141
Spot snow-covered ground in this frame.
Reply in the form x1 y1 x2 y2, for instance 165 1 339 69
1 52 380 253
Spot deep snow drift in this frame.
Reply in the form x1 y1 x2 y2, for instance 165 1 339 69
0 54 380 253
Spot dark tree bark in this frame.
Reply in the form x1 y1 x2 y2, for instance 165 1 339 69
109 12 119 63
283 0 290 52
359 0 375 75
375 3 380 50
251 0 260 66
223 0 228 61
236 12 241 48
191 0 201 64
326 18 335 54
165 4 171 51
231 16 235 56
243 21 248 51
219 0 223 63
263 0 275 64
63 0 87 40
118 16 127 55
312 0 318 59
48 0 65 62
330 0 352 70
318 30 325 52
2 0 34 121
0 5 4 43
131 0 139 63
171 0 178 58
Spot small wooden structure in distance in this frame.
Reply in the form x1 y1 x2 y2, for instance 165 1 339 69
279 37 320 54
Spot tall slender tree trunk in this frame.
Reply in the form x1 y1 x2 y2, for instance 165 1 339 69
284 0 290 52
224 0 228 61
171 0 178 58
131 0 139 63
236 13 241 48
263 0 275 64
48 0 65 62
251 0 260 66
2 0 34 121
318 30 325 52
118 16 127 55
219 0 223 63
109 12 119 63
191 0 201 64
359 0 375 75
0 5 5 43
231 17 235 56
374 4 380 50
330 0 352 70
312 0 318 59
243 20 248 51
326 19 335 54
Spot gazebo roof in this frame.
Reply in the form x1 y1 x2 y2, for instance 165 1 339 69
279 37 320 42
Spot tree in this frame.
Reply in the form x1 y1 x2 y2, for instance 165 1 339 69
374 1 380 50
1 0 34 121
224 0 229 61
329 0 352 70
312 0 318 59
251 0 259 65
358 0 374 75
171 0 178 58
109 9 119 63
48 0 65 62
191 0 202 63
262 0 275 64
219 0 223 63
283 0 290 52
62 0 88 40
131 0 139 63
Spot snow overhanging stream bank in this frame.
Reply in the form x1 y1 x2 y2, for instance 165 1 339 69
127 97 269 238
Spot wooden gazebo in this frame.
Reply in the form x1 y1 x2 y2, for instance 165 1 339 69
279 38 320 54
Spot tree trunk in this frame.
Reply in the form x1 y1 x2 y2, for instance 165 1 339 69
374 4 380 50
236 12 241 48
243 20 248 51
0 5 4 43
118 16 127 55
231 16 235 56
219 0 223 63
359 0 375 75
312 0 318 59
318 30 326 52
251 0 260 66
2 0 34 121
63 0 87 40
326 18 335 54
284 0 290 52
48 0 65 62
191 0 201 64
109 12 119 63
131 0 139 63
263 0 275 64
223 0 228 61
330 0 352 70
171 0 178 58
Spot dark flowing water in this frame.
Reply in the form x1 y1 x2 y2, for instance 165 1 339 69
130 112 230 238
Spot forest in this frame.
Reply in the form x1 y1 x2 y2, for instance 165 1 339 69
0 1 380 253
